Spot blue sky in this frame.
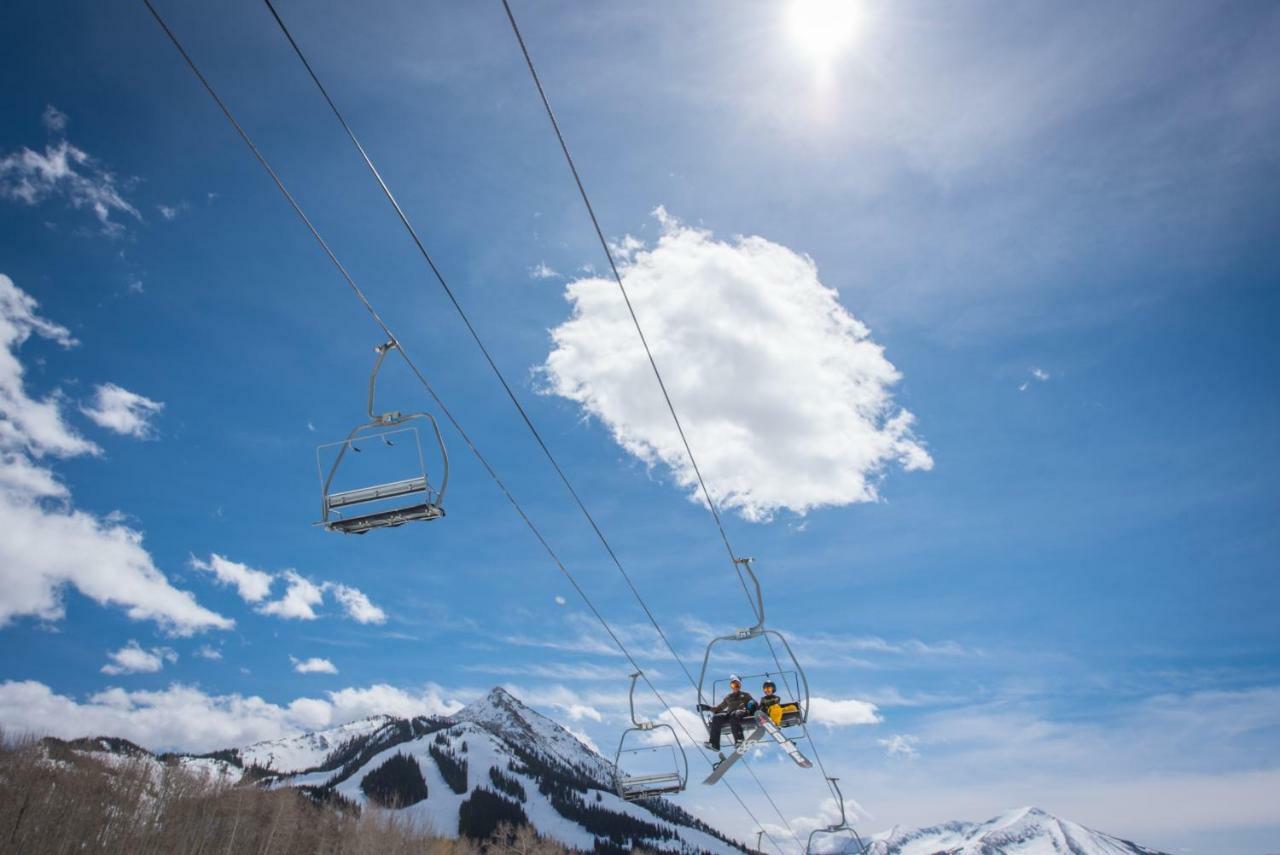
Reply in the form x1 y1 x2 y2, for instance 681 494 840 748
1 1 1278 852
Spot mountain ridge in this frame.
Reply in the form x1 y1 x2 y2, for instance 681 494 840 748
43 687 1175 855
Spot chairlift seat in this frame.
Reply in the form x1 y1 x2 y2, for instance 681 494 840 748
323 501 444 535
618 770 684 800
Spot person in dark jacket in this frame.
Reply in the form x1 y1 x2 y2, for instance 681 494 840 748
758 680 781 724
697 674 756 751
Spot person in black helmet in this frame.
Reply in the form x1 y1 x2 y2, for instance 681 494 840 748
758 679 782 725
697 674 755 751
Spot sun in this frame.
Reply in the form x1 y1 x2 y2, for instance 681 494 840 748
785 0 862 64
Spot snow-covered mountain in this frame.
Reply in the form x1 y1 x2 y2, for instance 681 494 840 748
50 687 746 854
43 692 1176 855
862 806 1169 855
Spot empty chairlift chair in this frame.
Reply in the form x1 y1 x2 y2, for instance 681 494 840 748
805 778 867 854
614 672 688 801
317 341 449 534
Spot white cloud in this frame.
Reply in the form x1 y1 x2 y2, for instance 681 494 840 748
0 276 96 458
195 645 222 661
190 553 274 603
809 695 882 727
529 262 559 280
101 640 177 675
542 209 931 521
565 725 602 756
1020 366 1052 391
0 275 230 636
554 595 566 606
329 584 386 625
0 137 140 236
80 383 164 439
291 656 338 675
41 105 68 135
156 203 186 221
879 733 920 758
0 679 463 753
559 703 603 722
257 571 323 620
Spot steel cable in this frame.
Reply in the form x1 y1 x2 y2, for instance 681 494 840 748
141 2 786 850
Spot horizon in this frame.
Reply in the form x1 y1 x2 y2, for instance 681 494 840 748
1 2 1277 854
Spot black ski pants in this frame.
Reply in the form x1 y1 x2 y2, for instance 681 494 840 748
708 712 745 750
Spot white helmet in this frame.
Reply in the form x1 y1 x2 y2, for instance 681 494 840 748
729 673 742 684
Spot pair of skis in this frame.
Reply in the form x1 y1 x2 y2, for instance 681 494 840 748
702 713 812 785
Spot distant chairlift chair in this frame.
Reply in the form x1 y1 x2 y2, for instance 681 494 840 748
805 778 867 855
317 341 448 534
614 672 688 801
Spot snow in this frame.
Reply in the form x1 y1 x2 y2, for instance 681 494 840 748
238 714 393 774
865 806 1168 855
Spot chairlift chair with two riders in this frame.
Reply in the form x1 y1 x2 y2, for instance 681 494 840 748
613 672 689 801
316 340 448 534
805 778 867 855
696 557 811 742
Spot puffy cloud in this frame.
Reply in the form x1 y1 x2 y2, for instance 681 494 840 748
101 641 177 675
329 584 386 625
257 571 323 621
542 209 931 521
291 656 338 675
809 696 882 727
190 553 274 603
0 136 140 236
0 274 229 635
0 488 232 634
80 383 164 439
529 262 559 280
0 679 464 754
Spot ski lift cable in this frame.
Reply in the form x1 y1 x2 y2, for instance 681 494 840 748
498 0 857 825
259 0 703 694
141 4 788 851
256 2 804 845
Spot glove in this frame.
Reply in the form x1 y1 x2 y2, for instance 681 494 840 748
696 703 712 712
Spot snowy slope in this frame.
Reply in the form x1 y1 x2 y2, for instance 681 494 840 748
259 688 747 854
864 807 1169 855
239 714 395 773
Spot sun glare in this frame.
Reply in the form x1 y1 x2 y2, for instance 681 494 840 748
785 0 862 64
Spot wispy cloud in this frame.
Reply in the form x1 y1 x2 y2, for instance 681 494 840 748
80 383 164 439
41 105 68 135
879 733 920 758
0 124 140 236
528 261 559 280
